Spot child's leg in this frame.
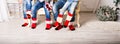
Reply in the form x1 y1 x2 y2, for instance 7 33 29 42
22 0 32 27
53 1 65 21
31 1 44 29
44 4 52 30
25 0 32 18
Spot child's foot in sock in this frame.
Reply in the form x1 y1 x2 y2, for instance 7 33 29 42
31 23 36 29
45 24 51 30
22 23 28 27
31 18 37 29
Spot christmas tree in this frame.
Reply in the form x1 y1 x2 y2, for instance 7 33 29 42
96 0 119 21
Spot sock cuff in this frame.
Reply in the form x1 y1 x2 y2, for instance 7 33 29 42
46 20 52 24
26 10 31 14
58 14 63 18
57 17 63 23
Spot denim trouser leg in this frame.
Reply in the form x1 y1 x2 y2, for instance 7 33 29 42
68 1 78 22
53 1 65 21
70 11 75 22
31 1 44 18
23 0 32 18
59 1 72 15
44 5 51 20
23 2 27 18
25 0 32 10
68 1 78 15
32 1 51 20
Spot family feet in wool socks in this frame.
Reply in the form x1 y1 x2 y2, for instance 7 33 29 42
22 11 75 31
22 19 75 31
53 21 75 31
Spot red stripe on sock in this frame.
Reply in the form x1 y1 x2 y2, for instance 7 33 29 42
46 19 51 21
68 12 73 16
58 14 63 18
64 20 70 27
32 18 37 21
54 21 59 27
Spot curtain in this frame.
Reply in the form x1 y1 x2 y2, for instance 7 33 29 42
0 0 10 22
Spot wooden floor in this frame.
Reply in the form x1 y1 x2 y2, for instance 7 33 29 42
0 13 120 44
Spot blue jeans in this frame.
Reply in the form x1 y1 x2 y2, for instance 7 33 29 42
59 0 78 15
31 0 51 20
23 0 32 18
53 0 77 22
53 0 66 21
61 0 78 22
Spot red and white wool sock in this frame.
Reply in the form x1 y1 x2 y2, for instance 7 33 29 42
68 22 75 31
54 14 63 30
64 12 73 28
31 18 37 29
26 10 32 19
45 19 52 30
53 14 63 27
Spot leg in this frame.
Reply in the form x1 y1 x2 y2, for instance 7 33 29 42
53 1 72 30
31 1 44 29
25 0 32 19
44 4 52 30
66 1 78 31
22 0 32 27
53 1 65 21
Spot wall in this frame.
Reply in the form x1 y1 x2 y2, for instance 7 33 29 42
7 0 18 3
7 0 22 18
100 0 115 7
80 0 99 11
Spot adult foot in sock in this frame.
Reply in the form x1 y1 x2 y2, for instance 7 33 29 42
31 23 37 29
69 25 75 31
46 24 51 30
63 20 69 28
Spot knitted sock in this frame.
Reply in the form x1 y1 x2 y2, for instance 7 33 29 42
22 18 28 27
64 12 73 28
31 18 37 29
53 14 63 27
69 22 75 31
45 19 52 30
